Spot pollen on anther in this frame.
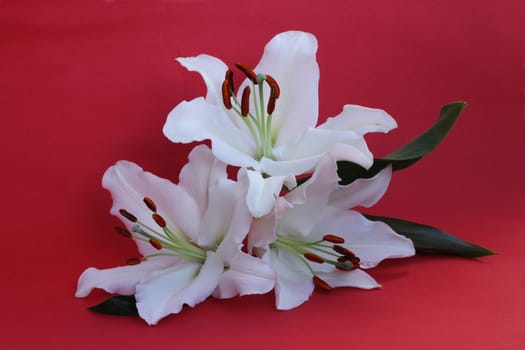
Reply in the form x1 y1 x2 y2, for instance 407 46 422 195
264 74 280 98
241 86 251 116
267 92 276 115
114 226 132 238
221 79 232 109
323 234 345 244
304 252 325 264
235 62 258 84
313 275 332 291
149 238 163 250
333 245 355 257
119 209 137 223
143 197 157 212
126 258 142 265
152 213 167 228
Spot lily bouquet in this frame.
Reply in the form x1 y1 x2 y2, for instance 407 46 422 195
76 31 492 325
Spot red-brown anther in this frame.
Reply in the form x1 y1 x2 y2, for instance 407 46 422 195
333 244 356 257
126 258 142 265
235 62 258 84
119 209 137 222
152 213 167 228
149 238 163 250
267 90 277 115
313 275 332 291
225 69 234 86
323 234 345 244
114 226 132 238
143 197 157 212
264 74 280 98
304 252 325 264
241 86 251 116
221 79 232 109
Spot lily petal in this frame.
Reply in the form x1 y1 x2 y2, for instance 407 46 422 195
198 179 251 249
176 54 228 108
329 165 392 209
244 169 296 218
271 248 314 310
163 97 259 170
318 104 398 135
272 127 374 171
179 145 227 216
75 260 171 297
135 251 223 325
213 248 275 299
254 31 320 147
315 210 415 268
317 269 380 289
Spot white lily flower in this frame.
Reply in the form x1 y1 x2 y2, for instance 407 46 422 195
75 145 274 325
249 155 415 310
163 30 397 217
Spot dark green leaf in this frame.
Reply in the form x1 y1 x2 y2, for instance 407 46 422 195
338 101 466 185
88 295 139 316
365 214 494 258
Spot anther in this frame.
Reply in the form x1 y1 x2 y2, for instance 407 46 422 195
241 86 251 117
152 213 167 228
126 258 142 265
149 238 162 250
119 209 137 223
267 90 276 115
333 245 356 258
114 226 132 238
264 74 280 98
143 197 157 212
235 63 258 84
304 252 325 264
313 276 332 291
221 79 232 109
323 234 345 244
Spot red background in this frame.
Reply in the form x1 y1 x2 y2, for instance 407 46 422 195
2 1 524 348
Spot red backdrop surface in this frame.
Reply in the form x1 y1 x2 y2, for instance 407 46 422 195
1 1 524 349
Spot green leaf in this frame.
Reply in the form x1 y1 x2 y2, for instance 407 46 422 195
88 295 139 317
365 214 494 258
338 101 466 185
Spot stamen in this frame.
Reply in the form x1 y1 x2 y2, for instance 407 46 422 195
221 79 232 109
323 234 345 244
114 226 132 238
143 197 157 212
235 62 258 84
152 213 167 228
267 89 277 115
265 74 280 98
241 86 251 117
304 252 325 264
225 69 234 89
333 245 356 257
313 275 332 291
119 209 137 223
126 258 142 265
149 238 163 250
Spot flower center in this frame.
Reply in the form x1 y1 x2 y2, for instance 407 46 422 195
270 233 361 291
117 197 207 264
221 63 281 161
